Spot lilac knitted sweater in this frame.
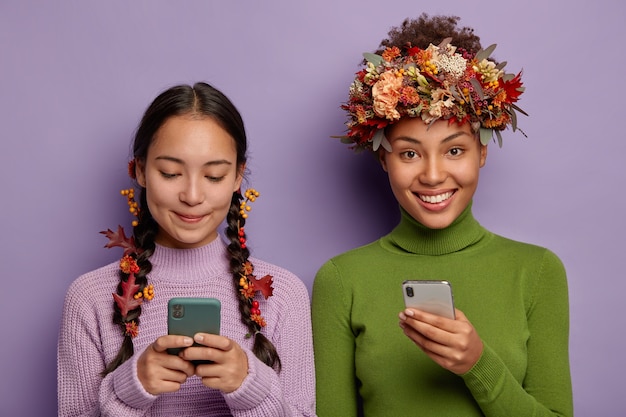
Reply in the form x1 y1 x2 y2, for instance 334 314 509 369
57 237 316 416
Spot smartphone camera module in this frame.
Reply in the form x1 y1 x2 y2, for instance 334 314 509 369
405 286 414 298
172 304 185 319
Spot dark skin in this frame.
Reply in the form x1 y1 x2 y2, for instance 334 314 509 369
379 118 485 375
399 308 483 374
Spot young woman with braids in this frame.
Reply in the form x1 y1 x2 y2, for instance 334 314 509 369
57 82 316 416
312 14 572 416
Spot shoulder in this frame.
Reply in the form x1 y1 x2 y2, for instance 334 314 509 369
248 256 309 301
488 234 567 282
64 261 120 301
61 261 120 321
491 234 563 262
315 239 383 281
322 240 383 268
313 240 383 298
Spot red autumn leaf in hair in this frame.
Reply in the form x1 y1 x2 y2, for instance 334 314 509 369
100 225 138 256
112 272 143 319
253 274 274 299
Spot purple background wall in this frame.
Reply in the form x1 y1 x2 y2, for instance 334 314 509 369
1 1 624 415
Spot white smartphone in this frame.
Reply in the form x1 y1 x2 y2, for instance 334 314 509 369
402 280 455 319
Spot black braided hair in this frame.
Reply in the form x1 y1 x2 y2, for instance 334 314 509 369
102 82 280 374
225 190 281 371
102 190 157 376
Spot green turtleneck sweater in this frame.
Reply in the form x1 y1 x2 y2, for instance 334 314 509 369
312 204 572 417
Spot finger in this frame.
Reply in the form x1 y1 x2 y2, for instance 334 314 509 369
143 343 196 375
180 345 218 364
151 335 194 353
400 316 454 351
453 308 471 322
193 333 233 351
401 323 455 363
159 367 193 384
137 349 194 395
141 378 185 395
196 357 248 393
198 374 224 391
403 308 453 328
140 366 191 395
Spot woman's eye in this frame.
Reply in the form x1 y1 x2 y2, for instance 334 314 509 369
206 176 225 182
159 171 178 179
401 150 418 159
448 147 464 157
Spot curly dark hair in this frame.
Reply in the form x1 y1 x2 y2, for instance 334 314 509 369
374 13 482 55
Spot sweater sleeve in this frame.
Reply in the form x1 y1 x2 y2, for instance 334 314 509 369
461 249 573 417
312 260 359 417
57 278 158 417
224 273 317 417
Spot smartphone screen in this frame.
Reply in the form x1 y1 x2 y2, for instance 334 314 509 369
167 297 221 362
402 280 455 319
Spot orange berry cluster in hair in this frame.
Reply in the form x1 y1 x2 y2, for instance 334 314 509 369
239 188 259 218
121 188 139 227
134 284 154 301
237 188 259 248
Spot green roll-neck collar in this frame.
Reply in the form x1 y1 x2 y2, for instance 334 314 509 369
382 201 488 256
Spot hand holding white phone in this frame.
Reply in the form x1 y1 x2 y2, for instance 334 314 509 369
402 280 455 320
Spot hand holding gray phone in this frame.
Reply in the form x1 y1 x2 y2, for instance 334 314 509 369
402 280 455 319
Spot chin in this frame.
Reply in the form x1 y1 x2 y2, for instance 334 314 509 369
410 212 456 230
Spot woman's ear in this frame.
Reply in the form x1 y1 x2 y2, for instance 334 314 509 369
378 149 389 172
234 163 245 191
479 144 488 168
135 159 146 187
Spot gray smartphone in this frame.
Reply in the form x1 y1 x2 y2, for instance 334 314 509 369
167 297 221 364
402 280 455 319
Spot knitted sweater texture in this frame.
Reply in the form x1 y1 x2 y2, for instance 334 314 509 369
312 205 572 417
58 237 316 416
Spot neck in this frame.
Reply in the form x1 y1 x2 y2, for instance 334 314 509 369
385 202 486 256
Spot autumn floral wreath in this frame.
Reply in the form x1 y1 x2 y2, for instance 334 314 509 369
336 38 527 152
99 161 274 339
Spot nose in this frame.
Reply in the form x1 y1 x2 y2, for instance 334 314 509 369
418 156 446 185
179 177 205 206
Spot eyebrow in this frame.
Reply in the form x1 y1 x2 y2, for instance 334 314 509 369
154 155 233 167
393 131 471 145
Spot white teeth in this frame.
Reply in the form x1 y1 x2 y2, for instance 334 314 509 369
419 192 453 203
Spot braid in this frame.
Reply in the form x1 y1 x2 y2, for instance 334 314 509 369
226 191 281 371
102 188 157 376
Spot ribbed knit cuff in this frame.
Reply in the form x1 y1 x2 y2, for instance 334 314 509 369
224 349 274 410
460 344 506 403
112 353 158 410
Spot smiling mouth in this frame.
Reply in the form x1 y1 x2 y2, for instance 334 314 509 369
176 213 205 222
417 191 454 204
